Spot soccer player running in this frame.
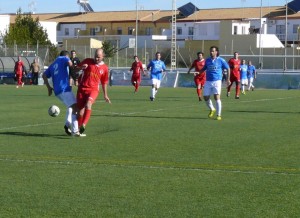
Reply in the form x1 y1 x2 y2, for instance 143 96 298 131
198 46 231 121
227 51 241 99
76 48 111 134
14 56 26 88
247 60 257 91
240 59 248 95
147 52 166 101
43 50 83 137
129 55 146 93
187 51 206 101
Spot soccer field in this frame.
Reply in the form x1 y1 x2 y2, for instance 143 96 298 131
0 85 300 217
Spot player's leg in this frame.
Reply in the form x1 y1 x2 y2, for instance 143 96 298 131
213 80 222 120
235 80 240 99
150 75 157 101
203 81 216 118
80 90 99 133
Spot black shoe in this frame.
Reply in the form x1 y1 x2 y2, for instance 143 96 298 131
150 97 154 101
64 125 72 136
235 96 240 99
79 125 86 134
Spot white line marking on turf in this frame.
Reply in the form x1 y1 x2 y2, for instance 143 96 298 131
0 158 299 176
0 122 60 131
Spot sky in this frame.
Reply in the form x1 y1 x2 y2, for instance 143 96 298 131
0 0 290 14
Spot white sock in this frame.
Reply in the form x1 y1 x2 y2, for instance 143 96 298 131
65 107 72 127
205 99 215 111
216 99 222 116
151 88 156 98
72 114 79 133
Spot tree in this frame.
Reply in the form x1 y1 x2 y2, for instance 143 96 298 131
2 8 58 61
102 40 117 59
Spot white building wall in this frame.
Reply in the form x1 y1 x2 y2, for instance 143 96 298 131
0 15 10 43
40 21 58 45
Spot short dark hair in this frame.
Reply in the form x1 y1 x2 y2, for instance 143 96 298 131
70 50 76 54
197 52 204 56
210 46 219 57
60 50 69 56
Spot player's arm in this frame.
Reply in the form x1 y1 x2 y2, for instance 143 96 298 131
42 70 53 96
101 83 111 104
226 68 231 86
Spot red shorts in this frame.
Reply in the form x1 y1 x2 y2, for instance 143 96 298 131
194 74 205 86
230 73 240 83
131 74 141 83
77 89 99 110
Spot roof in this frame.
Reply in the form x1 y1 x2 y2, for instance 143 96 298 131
7 6 300 24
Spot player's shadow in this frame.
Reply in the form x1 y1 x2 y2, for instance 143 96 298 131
230 110 299 114
0 131 70 139
93 114 205 120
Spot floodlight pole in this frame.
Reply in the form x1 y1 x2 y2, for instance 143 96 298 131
135 0 138 55
259 0 262 69
284 0 288 71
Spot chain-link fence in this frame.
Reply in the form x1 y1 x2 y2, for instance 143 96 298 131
1 42 300 71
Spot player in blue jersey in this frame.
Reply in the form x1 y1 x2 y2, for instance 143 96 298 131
247 60 257 91
147 52 166 101
43 50 84 137
198 46 231 121
240 59 248 95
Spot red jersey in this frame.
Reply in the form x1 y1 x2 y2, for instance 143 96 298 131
191 59 205 72
14 61 25 75
191 59 206 80
228 58 241 76
131 61 143 76
78 58 109 91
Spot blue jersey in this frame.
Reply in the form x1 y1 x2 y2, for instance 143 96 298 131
240 64 248 80
44 56 71 96
247 65 256 78
203 57 229 81
147 59 166 75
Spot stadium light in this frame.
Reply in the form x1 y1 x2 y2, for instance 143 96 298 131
135 0 138 55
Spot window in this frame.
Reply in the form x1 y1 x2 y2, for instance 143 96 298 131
242 26 246 35
276 25 285 34
128 27 134 35
74 28 80 36
90 28 96 35
56 24 61 31
65 28 69 36
117 27 122 35
188 27 194 36
293 24 299 34
177 27 182 35
233 26 238 35
145 27 153 35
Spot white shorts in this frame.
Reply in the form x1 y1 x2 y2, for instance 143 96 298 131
203 80 222 96
57 91 77 107
152 78 161 88
241 79 248 85
248 77 254 83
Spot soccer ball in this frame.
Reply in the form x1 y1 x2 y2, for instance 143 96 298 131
48 105 60 117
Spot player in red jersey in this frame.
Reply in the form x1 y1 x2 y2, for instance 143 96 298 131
227 52 241 99
76 48 111 134
129 55 146 93
187 52 206 101
14 56 26 88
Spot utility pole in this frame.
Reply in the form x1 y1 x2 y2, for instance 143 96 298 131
171 0 177 70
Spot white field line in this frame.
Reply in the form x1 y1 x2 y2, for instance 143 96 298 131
0 157 299 176
0 122 61 131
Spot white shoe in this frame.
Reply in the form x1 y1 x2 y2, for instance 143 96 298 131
72 132 86 137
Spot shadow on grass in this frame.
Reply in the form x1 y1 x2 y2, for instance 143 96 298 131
93 114 206 120
229 110 299 114
0 131 70 139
